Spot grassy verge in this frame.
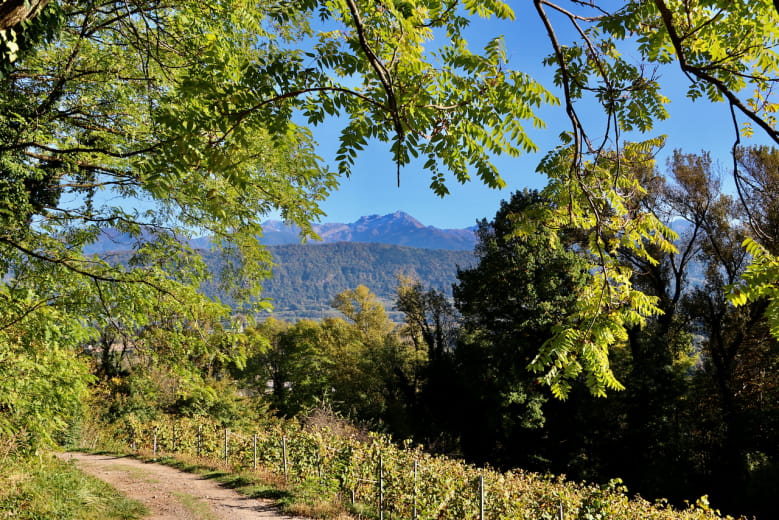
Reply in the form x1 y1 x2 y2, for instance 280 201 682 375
0 454 148 520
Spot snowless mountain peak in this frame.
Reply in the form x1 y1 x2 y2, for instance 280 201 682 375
261 212 475 250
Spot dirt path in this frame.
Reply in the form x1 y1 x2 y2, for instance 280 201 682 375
58 452 299 520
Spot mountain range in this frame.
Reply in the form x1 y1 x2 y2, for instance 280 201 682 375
84 211 477 254
241 242 475 321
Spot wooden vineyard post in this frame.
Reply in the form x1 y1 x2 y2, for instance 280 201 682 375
196 425 202 458
378 455 384 520
479 474 485 520
223 427 229 463
413 460 418 520
282 436 288 479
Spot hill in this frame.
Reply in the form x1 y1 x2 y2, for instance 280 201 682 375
85 212 477 321
248 242 474 321
103 242 472 321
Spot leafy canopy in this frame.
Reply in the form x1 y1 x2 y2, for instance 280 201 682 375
2 0 779 406
518 0 779 395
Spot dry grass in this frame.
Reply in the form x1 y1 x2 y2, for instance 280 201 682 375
0 429 25 463
285 499 354 520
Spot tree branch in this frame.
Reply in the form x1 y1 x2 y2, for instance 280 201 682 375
653 0 779 146
343 0 405 186
0 294 59 333
0 0 49 31
0 236 167 292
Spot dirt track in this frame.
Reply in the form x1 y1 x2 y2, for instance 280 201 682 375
58 452 298 520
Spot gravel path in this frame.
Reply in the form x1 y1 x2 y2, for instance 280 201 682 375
58 452 299 520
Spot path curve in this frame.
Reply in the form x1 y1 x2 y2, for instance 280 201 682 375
58 452 298 520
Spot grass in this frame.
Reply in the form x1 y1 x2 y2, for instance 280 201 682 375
172 491 219 520
105 463 160 483
0 454 147 520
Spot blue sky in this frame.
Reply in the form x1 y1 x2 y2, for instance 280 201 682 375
293 5 773 230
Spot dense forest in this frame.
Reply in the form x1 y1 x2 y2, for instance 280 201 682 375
106 242 474 321
2 1 779 519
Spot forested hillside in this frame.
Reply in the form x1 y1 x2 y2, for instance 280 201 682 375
203 243 474 320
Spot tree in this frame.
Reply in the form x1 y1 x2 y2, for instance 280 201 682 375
672 150 779 516
528 1 779 393
592 151 714 503
0 0 59 71
733 146 779 253
396 275 458 367
0 1 49 31
395 275 460 448
0 0 559 447
331 285 395 341
451 189 591 465
237 318 330 417
324 285 415 431
565 148 778 517
0 298 92 454
1 1 338 300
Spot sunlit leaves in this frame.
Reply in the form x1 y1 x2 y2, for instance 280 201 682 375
526 139 674 397
728 238 779 338
303 0 556 194
0 1 348 316
530 0 778 395
0 278 93 452
611 0 779 137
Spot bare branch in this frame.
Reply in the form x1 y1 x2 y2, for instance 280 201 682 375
343 0 405 186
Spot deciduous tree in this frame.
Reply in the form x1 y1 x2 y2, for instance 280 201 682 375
451 189 591 463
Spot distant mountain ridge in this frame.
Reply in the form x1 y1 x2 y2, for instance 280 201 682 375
82 213 477 321
84 211 477 254
261 211 476 251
